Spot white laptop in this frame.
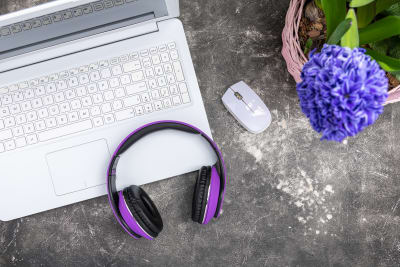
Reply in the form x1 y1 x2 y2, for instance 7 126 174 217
0 0 216 221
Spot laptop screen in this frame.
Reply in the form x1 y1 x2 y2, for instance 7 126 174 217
0 0 169 61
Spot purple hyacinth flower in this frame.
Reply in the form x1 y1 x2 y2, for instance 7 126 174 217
296 44 388 142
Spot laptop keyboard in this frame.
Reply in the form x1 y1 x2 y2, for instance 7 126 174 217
0 42 191 153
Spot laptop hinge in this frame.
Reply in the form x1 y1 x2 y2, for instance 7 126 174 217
0 20 159 73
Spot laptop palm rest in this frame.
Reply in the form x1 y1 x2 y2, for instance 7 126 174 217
46 139 111 196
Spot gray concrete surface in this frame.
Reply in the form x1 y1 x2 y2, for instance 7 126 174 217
1 0 400 266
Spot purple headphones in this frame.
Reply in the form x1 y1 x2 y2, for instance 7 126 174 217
107 120 227 240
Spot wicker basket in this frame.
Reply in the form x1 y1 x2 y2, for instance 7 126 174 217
281 0 400 105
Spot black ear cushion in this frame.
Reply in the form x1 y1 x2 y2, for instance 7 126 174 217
192 166 211 223
123 185 163 238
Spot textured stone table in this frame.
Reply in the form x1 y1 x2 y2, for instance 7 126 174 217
1 0 400 266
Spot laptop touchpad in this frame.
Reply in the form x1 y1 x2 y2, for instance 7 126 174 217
46 139 111 196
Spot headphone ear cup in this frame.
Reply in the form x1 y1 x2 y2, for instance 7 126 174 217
192 166 211 223
119 185 163 239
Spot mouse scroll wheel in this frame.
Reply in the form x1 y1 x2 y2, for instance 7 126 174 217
234 92 243 100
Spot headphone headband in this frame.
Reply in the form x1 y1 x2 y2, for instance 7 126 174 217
106 120 226 239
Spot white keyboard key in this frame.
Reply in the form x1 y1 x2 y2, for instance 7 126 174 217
145 68 155 77
179 83 188 93
148 79 157 89
79 109 90 119
160 87 170 97
49 105 60 116
54 92 65 103
168 42 176 49
68 77 79 87
45 83 57 93
173 62 185 81
131 71 144 82
71 99 82 110
4 117 15 128
104 114 115 124
144 103 153 113
35 120 46 131
0 129 12 141
76 86 87 96
98 80 109 91
102 103 112 113
2 95 12 105
113 100 123 111
23 123 34 134
15 114 26 125
45 117 57 128
18 82 28 89
0 120 3 129
140 50 149 57
38 120 93 142
93 117 104 127
101 68 112 79
115 87 126 98
160 53 169 62
151 90 160 100
166 74 176 84
182 93 191 104
65 89 76 99
159 44 167 52
13 92 24 102
154 66 164 76
91 106 101 116
99 60 109 68
21 101 32 111
9 85 18 92
112 65 123 75
82 96 93 107
0 87 9 94
151 55 161 65
170 85 179 95
163 98 172 108
26 134 38 145
123 95 141 107
104 91 114 101
43 95 54 105
154 101 163 111
87 83 98 93
109 78 120 88
142 58 151 68
15 137 27 148
141 92 151 102
157 77 167 87
126 82 147 95
24 89 35 99
67 112 79 122
78 74 90 85
5 140 15 151
120 75 131 85
172 96 181 105
93 94 103 104
56 115 68 125
135 106 144 116
0 143 4 153
164 63 173 73
32 98 43 108
38 108 49 119
149 47 158 54
10 104 21 114
0 107 10 117
90 71 101 81
170 50 179 60
26 111 37 122
56 80 68 90
60 103 71 113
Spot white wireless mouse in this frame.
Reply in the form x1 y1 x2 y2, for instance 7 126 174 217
222 81 272 134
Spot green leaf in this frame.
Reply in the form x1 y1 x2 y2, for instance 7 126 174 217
341 9 359 48
384 2 400 16
357 2 376 28
350 0 375 7
321 0 347 39
314 0 323 9
370 40 390 55
304 38 313 55
327 19 352 44
376 0 400 14
365 48 400 72
359 16 400 44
